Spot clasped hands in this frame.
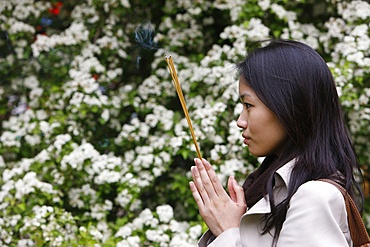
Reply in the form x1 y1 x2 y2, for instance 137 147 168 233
189 158 247 236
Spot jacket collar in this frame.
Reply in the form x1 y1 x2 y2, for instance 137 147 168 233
245 158 296 215
275 158 296 188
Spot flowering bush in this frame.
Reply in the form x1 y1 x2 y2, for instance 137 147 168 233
0 0 369 246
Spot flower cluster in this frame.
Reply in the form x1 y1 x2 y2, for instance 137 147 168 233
115 205 202 247
0 0 369 246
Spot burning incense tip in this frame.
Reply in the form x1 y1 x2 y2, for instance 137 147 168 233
165 55 202 159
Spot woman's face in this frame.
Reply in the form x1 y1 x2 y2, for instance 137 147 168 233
237 77 288 157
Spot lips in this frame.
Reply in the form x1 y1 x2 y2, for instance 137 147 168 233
242 135 250 145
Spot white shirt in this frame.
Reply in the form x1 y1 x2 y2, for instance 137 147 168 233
198 160 351 246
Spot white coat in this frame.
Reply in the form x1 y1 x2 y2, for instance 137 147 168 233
198 160 352 247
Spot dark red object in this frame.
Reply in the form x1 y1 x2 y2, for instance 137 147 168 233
48 2 63 15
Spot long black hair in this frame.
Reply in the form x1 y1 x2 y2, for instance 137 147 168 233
237 39 364 241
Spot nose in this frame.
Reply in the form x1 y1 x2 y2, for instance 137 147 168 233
237 112 248 129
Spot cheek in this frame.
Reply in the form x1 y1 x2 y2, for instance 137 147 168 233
262 123 287 152
249 114 266 132
250 131 286 156
248 114 287 156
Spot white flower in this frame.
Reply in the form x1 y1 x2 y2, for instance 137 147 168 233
115 225 132 238
115 189 132 207
0 156 5 168
137 172 153 188
94 170 120 184
17 239 35 246
218 159 247 184
188 7 202 15
89 228 104 241
146 229 170 243
116 236 140 247
340 0 370 21
145 113 159 127
96 36 119 50
68 184 97 208
23 76 39 89
101 109 110 122
258 0 270 11
139 208 153 222
7 19 35 35
270 3 287 19
169 220 190 233
347 51 364 64
69 92 84 107
53 134 72 151
120 0 131 8
0 131 20 147
14 172 37 199
35 110 48 120
325 17 346 39
31 22 89 57
246 18 270 41
156 204 174 223
61 142 100 170
132 153 154 169
188 225 202 239
90 201 113 220
24 134 41 146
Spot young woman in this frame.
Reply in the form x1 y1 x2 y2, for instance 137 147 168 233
189 40 364 246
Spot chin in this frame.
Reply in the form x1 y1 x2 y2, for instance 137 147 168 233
248 150 264 157
248 149 270 158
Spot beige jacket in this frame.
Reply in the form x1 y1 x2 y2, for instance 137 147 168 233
198 160 352 247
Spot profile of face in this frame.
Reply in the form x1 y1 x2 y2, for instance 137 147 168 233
237 77 288 157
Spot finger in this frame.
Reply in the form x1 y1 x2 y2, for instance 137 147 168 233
200 158 229 199
189 181 205 211
194 158 218 200
190 165 210 204
228 176 237 202
232 177 246 205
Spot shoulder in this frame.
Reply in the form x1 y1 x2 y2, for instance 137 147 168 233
290 180 345 213
279 180 351 246
286 180 348 232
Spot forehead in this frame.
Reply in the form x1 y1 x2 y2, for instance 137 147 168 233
238 77 256 100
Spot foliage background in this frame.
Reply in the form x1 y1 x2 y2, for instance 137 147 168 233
0 0 369 246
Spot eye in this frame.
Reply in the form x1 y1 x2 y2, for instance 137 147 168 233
244 103 252 109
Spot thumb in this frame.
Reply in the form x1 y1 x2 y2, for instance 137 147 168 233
228 176 237 202
232 177 246 205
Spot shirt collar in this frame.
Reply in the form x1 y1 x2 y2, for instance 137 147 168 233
245 158 296 215
275 158 296 188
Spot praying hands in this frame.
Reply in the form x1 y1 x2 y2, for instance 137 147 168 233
189 158 247 237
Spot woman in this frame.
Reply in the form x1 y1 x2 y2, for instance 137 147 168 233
189 40 364 246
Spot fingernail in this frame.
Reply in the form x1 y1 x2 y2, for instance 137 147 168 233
189 181 194 189
202 159 209 167
191 166 199 175
195 159 201 167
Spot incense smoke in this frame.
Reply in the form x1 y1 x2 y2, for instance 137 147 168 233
134 21 158 68
135 21 158 50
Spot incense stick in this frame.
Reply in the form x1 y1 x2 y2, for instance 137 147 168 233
165 55 202 159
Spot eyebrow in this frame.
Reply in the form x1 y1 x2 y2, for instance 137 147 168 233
239 93 251 101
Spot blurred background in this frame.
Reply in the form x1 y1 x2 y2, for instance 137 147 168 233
0 0 369 246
